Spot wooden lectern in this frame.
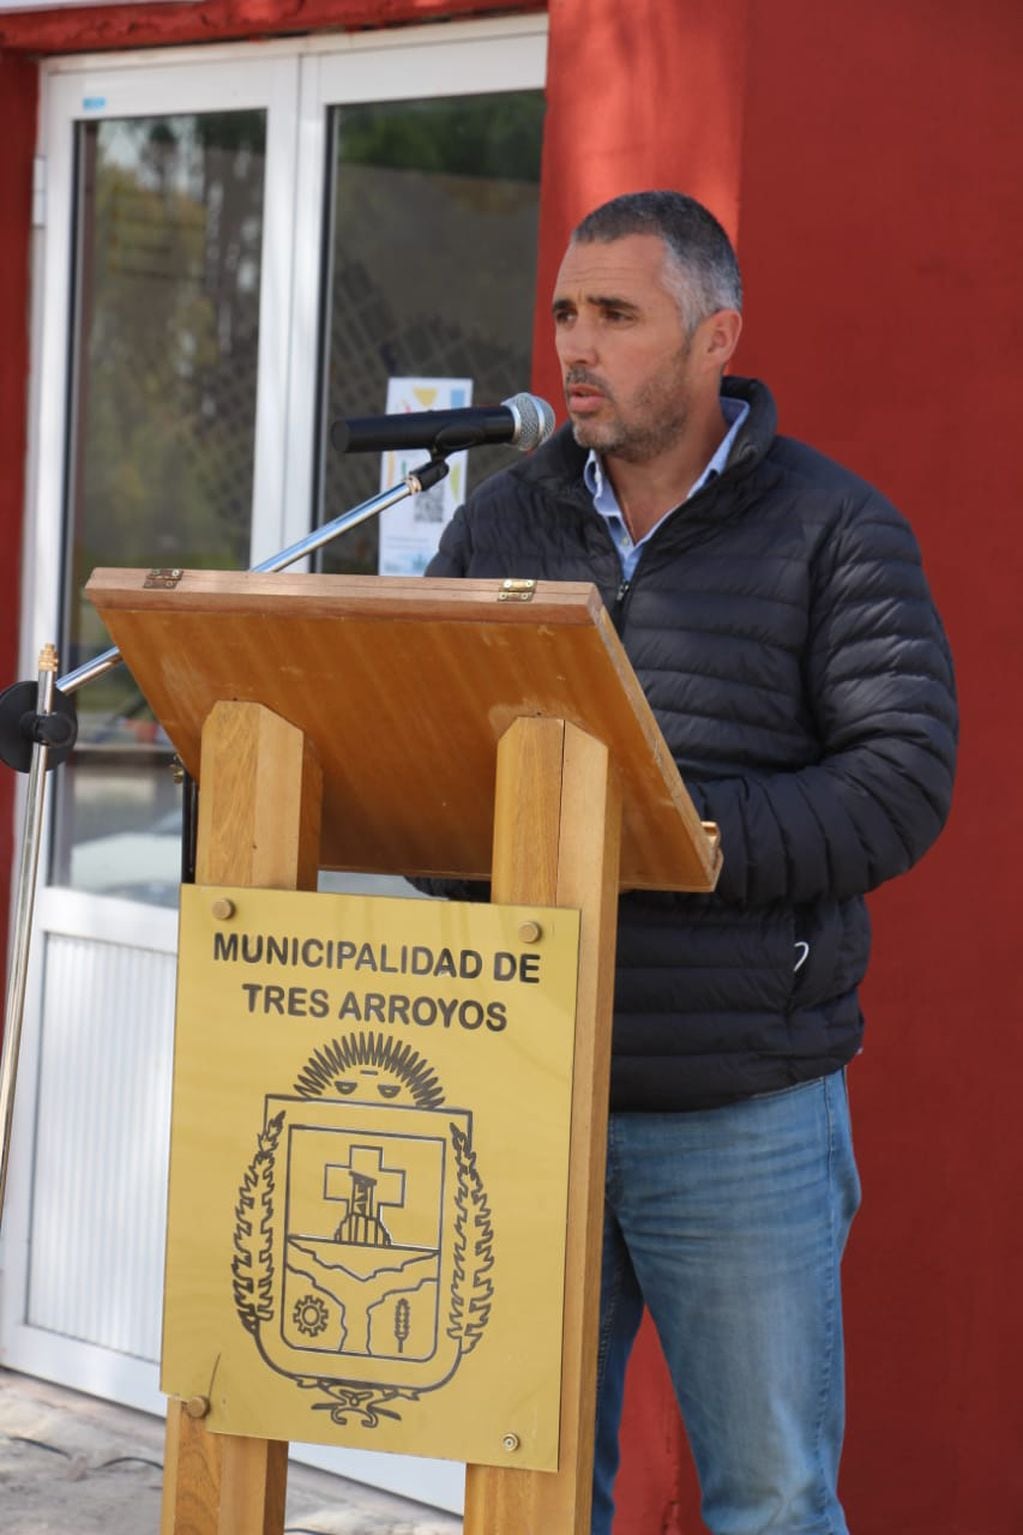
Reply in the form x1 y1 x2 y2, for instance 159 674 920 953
87 569 720 1535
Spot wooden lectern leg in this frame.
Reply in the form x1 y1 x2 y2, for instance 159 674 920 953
160 1403 287 1535
465 716 622 1535
161 1400 222 1535
191 699 322 892
160 700 322 1535
217 1433 289 1534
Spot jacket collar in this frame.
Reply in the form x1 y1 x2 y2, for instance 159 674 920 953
720 376 776 470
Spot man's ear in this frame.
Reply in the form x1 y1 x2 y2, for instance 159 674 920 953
703 308 743 372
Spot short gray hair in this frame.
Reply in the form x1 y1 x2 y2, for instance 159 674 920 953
571 190 743 335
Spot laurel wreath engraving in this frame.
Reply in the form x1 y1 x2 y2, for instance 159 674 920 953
447 1121 494 1356
232 1110 283 1335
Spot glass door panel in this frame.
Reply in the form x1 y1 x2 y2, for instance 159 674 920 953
318 90 545 574
53 110 267 903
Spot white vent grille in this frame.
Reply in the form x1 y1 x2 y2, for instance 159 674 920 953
26 934 176 1361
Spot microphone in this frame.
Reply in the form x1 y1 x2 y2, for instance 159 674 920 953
331 392 556 456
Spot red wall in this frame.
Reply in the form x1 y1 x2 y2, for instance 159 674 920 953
737 4 1023 1531
0 52 36 1013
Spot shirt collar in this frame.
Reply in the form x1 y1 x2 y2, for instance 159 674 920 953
583 393 750 508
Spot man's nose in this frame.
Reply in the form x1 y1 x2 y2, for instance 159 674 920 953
556 317 598 367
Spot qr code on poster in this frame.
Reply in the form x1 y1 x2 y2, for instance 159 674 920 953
413 482 446 524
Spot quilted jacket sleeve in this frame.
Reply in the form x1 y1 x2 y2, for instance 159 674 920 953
686 493 958 906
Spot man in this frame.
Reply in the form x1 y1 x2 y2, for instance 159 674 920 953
425 191 957 1534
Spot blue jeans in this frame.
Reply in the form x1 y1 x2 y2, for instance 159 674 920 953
594 1072 861 1535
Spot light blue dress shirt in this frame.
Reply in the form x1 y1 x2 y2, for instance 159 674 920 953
584 396 750 580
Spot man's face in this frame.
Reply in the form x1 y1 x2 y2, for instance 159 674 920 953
552 233 698 461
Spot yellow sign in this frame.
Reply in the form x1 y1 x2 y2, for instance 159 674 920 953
162 886 581 1471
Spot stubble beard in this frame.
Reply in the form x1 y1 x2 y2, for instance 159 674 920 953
567 346 692 464
571 398 690 463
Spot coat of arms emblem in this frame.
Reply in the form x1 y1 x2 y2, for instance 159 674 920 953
232 1031 494 1427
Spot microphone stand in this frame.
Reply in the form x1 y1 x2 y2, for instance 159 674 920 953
0 453 449 1228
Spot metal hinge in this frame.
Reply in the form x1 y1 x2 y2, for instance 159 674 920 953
498 579 536 603
32 156 46 229
144 567 184 590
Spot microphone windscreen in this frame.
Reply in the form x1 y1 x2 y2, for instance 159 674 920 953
506 393 556 451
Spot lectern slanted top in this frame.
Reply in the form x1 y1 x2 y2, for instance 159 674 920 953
85 569 720 892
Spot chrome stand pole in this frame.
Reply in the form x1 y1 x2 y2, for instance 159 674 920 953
0 645 58 1220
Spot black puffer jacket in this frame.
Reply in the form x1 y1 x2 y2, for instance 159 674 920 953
426 378 958 1111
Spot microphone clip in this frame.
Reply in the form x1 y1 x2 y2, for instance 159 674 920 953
406 455 451 496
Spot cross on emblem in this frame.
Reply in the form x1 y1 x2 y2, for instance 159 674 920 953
324 1144 407 1247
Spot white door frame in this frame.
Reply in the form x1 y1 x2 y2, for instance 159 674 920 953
3 15 547 1516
